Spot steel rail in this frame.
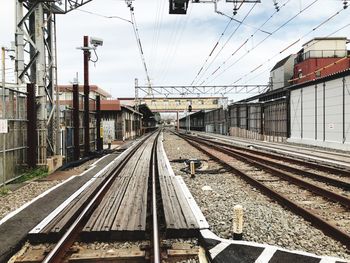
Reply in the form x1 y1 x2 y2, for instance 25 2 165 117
175 132 350 248
41 133 156 263
152 134 161 263
180 133 350 208
190 135 350 190
195 134 350 177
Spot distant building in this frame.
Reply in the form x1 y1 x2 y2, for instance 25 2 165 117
58 85 111 107
100 100 142 142
293 37 350 84
270 54 296 90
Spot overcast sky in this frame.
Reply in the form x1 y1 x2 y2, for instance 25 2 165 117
1 0 349 100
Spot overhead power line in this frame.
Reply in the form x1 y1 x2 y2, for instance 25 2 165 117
198 0 292 84
192 2 258 86
242 22 350 85
231 7 346 85
201 0 319 85
126 1 153 91
190 18 233 85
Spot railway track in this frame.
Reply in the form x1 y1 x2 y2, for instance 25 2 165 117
174 131 350 249
193 131 350 172
14 131 206 263
190 132 350 184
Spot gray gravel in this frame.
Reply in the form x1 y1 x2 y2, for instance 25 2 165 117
163 131 350 260
0 180 63 220
0 157 99 222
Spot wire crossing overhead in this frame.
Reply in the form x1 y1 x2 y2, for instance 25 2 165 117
135 84 269 98
169 0 260 15
200 0 320 85
126 1 153 92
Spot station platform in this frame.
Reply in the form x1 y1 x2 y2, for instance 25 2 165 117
201 229 347 263
0 145 133 262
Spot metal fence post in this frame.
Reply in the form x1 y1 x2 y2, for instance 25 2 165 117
27 83 37 168
73 84 80 160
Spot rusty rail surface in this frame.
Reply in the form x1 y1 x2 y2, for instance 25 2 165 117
175 132 350 248
195 133 350 177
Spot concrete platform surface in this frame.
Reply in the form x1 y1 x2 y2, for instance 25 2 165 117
0 152 120 263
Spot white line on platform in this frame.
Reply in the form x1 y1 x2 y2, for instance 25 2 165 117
254 246 277 263
0 176 76 226
319 257 338 263
210 242 230 259
200 229 344 262
0 151 122 227
29 177 97 234
29 149 133 233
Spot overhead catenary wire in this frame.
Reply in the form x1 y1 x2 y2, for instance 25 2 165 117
242 22 350 85
150 0 166 75
202 0 319 85
127 2 153 91
192 2 258 86
77 9 133 23
77 5 153 91
232 8 347 85
199 0 292 84
190 17 234 85
190 1 275 86
158 4 193 83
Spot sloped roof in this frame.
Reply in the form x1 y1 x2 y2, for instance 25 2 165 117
270 55 293 71
58 85 111 98
100 100 121 111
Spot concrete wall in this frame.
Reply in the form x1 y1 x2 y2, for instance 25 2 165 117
270 55 295 90
102 120 115 143
271 67 285 90
304 39 346 53
289 75 350 150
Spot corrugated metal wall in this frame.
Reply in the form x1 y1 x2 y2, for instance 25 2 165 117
0 87 27 185
204 108 227 135
289 75 350 150
228 100 287 142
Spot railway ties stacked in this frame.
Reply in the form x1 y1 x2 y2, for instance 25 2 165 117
81 133 154 240
156 138 202 237
28 131 203 249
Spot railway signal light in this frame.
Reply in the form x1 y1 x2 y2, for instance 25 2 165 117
188 105 192 112
169 0 189 14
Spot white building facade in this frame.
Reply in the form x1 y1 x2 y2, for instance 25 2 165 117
288 70 350 150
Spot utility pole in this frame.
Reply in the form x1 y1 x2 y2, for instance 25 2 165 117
83 36 90 156
78 36 103 156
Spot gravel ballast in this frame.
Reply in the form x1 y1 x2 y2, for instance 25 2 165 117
163 131 350 260
0 180 63 221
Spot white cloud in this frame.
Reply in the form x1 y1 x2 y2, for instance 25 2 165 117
1 0 349 100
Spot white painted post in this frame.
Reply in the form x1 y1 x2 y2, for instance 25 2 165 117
232 205 243 240
190 161 195 178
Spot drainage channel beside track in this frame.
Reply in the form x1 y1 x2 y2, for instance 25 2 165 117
12 131 208 263
175 131 350 249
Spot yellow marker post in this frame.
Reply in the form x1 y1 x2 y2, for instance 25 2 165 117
190 161 195 178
